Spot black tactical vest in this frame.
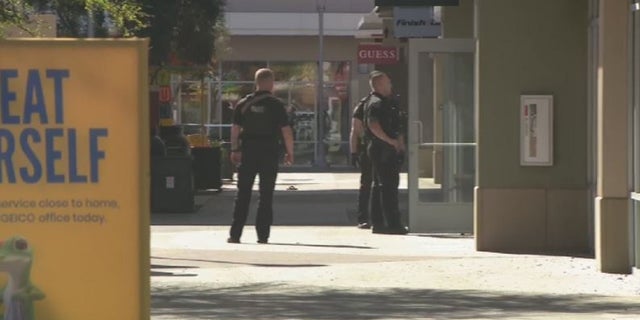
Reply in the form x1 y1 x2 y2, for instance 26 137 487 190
239 93 279 141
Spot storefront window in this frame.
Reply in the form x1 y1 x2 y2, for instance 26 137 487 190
168 60 352 166
324 61 351 166
270 61 316 82
178 80 200 124
222 61 267 81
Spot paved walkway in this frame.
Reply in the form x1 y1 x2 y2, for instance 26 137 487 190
151 173 640 320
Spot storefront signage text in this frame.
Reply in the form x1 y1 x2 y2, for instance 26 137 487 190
0 69 108 184
357 44 399 65
393 6 441 38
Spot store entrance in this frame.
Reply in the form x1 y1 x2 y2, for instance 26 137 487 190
407 39 475 233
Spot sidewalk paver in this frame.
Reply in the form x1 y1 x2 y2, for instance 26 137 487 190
151 173 640 320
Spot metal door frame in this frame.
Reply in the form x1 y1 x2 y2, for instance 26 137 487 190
630 1 640 269
407 38 476 233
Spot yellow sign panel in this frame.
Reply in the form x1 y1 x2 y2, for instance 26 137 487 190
0 39 149 319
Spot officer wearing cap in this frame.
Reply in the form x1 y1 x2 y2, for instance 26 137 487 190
363 71 408 235
228 68 294 244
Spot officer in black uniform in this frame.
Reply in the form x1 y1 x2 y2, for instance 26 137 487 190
363 71 408 235
350 93 373 229
228 68 294 244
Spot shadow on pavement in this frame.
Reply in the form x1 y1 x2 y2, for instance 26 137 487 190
267 242 375 250
152 264 198 269
151 271 199 277
416 234 474 239
151 283 640 319
150 264 199 277
151 189 408 227
152 256 328 269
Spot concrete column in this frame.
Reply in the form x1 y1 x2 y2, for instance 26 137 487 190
474 0 589 253
596 0 631 274
442 0 474 38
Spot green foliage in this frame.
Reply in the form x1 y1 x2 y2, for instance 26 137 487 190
0 0 227 68
136 0 179 65
0 0 38 36
139 0 225 67
0 0 146 37
174 0 222 66
88 0 147 37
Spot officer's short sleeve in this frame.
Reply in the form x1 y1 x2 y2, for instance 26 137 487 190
232 100 245 126
366 100 383 123
353 103 364 121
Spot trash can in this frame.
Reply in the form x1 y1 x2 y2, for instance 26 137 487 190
150 156 195 213
159 125 190 156
150 134 167 157
191 146 222 190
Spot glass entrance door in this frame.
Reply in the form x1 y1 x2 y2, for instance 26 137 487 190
407 39 475 233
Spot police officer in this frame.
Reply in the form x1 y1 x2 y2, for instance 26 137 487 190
350 93 373 229
363 71 408 235
228 68 294 244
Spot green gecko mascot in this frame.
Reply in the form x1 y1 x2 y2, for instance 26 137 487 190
0 236 45 320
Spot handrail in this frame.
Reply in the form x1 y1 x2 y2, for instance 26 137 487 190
418 142 476 147
180 123 233 128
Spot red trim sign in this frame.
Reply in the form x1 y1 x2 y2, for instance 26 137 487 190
158 85 172 102
357 44 399 65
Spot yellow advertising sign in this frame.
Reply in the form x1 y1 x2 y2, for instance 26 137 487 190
0 39 150 319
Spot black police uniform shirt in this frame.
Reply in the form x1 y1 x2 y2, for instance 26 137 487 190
233 90 288 144
352 94 370 122
364 92 402 144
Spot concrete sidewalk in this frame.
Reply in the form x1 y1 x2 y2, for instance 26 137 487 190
151 173 640 320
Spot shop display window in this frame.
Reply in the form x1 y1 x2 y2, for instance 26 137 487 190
165 60 351 166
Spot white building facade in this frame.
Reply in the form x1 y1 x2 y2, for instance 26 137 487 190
173 0 377 167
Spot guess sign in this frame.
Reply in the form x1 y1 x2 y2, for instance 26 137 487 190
357 44 399 65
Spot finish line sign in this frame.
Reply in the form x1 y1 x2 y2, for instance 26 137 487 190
0 39 150 320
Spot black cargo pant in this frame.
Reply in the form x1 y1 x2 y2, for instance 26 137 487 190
357 149 372 224
368 142 402 230
229 141 279 241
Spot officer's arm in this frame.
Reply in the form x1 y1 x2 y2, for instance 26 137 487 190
231 124 242 151
398 133 406 152
231 98 245 152
281 125 294 158
350 117 363 154
368 120 395 146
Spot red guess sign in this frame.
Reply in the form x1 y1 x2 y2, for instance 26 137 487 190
357 44 399 65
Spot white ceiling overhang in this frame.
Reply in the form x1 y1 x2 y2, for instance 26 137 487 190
225 12 366 36
357 11 383 29
355 7 384 39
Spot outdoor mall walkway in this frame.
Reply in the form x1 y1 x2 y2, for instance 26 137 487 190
151 173 640 320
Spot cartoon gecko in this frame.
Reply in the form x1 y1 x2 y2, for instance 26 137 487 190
0 236 45 320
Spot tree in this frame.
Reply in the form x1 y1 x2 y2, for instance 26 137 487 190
138 0 225 67
136 0 226 135
0 0 37 35
1 0 227 68
0 0 146 37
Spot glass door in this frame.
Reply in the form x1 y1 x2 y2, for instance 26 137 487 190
407 39 475 233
